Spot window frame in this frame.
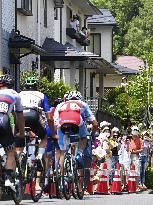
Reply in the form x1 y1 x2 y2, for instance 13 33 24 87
18 0 32 16
89 33 101 56
44 0 48 28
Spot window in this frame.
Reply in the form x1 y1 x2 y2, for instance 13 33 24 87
88 33 101 56
54 8 58 20
44 0 47 27
17 0 32 15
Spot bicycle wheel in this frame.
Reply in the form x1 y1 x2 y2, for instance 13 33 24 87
55 172 63 199
11 154 24 204
62 154 72 200
30 158 45 202
74 162 85 199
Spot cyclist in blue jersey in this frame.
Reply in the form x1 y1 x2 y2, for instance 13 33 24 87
54 91 98 168
19 77 55 181
0 74 25 191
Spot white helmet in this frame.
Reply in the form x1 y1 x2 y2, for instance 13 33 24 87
67 91 83 101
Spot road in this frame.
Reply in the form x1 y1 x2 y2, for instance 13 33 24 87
1 191 153 205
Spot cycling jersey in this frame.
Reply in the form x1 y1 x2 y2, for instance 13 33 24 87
0 89 23 114
0 89 23 148
19 91 50 112
54 100 95 127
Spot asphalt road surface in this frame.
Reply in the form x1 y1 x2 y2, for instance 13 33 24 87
1 191 153 205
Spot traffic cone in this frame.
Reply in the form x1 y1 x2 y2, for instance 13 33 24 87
110 163 122 194
126 164 136 193
87 162 96 194
24 183 30 194
96 162 109 194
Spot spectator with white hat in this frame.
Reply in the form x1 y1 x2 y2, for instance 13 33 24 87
130 125 144 190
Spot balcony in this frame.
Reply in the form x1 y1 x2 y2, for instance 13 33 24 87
66 28 80 39
17 0 33 16
66 28 90 46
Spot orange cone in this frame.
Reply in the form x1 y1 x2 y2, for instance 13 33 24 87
127 164 136 193
24 183 30 194
87 162 96 194
110 163 122 194
96 162 109 194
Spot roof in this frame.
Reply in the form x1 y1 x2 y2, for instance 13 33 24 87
41 38 87 61
87 8 116 25
112 64 140 75
116 56 145 70
70 0 101 16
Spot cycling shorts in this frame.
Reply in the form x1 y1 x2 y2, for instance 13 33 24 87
45 138 60 155
23 108 46 139
58 122 88 150
0 113 14 148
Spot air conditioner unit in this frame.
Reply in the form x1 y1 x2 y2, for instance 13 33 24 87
54 0 64 8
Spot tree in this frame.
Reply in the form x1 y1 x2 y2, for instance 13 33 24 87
91 0 143 56
124 0 153 58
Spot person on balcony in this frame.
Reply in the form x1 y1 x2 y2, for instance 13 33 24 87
70 14 80 32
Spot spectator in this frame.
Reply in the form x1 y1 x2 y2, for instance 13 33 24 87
130 125 144 190
118 133 131 189
121 76 128 88
70 14 80 32
139 131 151 190
79 27 90 38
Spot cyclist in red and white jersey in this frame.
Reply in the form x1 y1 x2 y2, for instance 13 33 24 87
54 91 98 168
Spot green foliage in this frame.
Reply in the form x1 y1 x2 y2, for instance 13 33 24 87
146 167 153 189
20 71 72 104
39 77 72 104
107 86 125 104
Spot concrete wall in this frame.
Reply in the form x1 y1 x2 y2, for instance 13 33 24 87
2 0 15 69
96 74 123 88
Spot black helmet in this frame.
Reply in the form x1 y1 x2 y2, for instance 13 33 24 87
0 74 14 88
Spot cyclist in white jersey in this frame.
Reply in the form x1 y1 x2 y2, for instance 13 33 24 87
19 77 54 167
0 74 25 191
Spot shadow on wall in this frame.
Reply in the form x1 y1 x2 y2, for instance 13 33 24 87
96 110 121 129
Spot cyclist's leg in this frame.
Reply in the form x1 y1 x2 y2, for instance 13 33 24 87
0 114 16 190
75 123 88 167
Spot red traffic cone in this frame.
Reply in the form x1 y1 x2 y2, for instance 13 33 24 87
110 163 122 194
96 162 109 194
87 162 96 195
127 164 136 193
24 183 30 194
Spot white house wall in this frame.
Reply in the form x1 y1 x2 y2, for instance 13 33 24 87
96 74 123 88
88 25 113 62
17 0 54 71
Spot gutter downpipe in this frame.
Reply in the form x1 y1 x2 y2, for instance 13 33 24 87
0 0 2 74
15 0 20 91
60 7 63 79
38 0 41 76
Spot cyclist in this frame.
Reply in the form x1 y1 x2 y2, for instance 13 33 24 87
19 77 55 188
0 74 25 191
54 90 98 168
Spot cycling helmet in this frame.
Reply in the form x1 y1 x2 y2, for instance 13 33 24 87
0 74 14 88
63 91 70 101
25 76 39 90
67 91 83 101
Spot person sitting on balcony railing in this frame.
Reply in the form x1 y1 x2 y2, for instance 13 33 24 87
70 14 80 32
79 27 90 39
